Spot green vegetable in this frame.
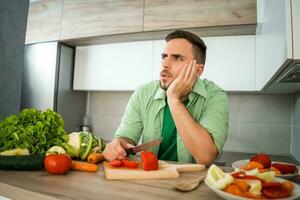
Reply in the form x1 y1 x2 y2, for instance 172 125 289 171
79 131 93 160
0 108 68 155
46 146 66 156
0 155 44 170
0 148 30 156
62 143 79 157
67 131 106 160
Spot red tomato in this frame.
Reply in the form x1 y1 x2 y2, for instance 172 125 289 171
44 154 72 175
122 160 139 168
272 163 296 174
110 160 123 167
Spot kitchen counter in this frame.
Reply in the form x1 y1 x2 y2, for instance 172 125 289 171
1 155 299 200
0 164 228 200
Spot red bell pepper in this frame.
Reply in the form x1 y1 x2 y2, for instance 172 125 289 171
110 160 123 167
141 151 158 171
122 160 139 168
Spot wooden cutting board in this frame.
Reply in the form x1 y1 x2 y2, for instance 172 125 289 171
103 161 205 180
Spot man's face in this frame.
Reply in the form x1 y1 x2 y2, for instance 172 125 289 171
159 38 196 90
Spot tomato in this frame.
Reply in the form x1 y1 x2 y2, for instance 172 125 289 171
110 160 123 167
262 187 290 199
141 151 158 171
272 163 296 174
122 160 139 168
44 154 72 175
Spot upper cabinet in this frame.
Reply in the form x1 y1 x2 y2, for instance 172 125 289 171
74 36 255 91
60 0 144 40
25 0 257 45
73 41 153 91
255 0 300 93
144 0 256 31
25 0 63 44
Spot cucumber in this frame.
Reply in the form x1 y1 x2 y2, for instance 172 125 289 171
0 155 44 170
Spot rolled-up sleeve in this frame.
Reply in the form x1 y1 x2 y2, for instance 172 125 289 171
199 88 229 154
115 89 143 144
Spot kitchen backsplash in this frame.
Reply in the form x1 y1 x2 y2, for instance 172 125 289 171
88 91 292 156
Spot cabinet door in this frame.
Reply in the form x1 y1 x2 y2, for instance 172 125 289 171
73 41 153 90
152 36 256 91
202 35 255 91
255 0 288 90
25 0 63 44
60 0 143 40
144 0 256 31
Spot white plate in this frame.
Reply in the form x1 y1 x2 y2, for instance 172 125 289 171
232 160 300 178
205 177 300 200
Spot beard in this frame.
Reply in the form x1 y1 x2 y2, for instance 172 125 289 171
159 81 167 90
159 70 173 90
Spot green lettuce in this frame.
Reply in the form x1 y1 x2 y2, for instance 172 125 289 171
0 108 68 155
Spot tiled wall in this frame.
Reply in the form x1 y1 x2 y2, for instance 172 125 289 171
225 94 292 155
89 92 292 155
291 93 300 161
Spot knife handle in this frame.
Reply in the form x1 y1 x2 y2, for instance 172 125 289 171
125 148 136 156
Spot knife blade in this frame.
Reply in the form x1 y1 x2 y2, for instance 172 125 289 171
125 138 162 155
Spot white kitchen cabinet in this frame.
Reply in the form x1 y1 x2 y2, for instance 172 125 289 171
152 36 256 91
255 0 300 92
255 0 288 90
73 41 153 91
74 35 255 91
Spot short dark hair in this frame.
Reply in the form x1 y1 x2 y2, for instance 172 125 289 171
165 29 207 65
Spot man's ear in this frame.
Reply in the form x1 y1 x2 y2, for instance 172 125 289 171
196 64 204 78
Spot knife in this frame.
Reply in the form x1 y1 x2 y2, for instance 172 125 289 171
125 138 162 156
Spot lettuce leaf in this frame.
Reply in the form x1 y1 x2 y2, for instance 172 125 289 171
0 108 68 155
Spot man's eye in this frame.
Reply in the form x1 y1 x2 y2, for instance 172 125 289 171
161 54 167 59
176 57 183 61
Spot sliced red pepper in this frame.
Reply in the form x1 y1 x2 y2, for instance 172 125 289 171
110 160 123 167
231 172 245 178
122 160 139 168
141 151 158 171
272 163 296 174
231 172 265 183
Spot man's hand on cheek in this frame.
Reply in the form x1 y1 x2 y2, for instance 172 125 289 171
166 60 199 102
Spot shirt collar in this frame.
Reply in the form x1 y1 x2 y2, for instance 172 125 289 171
154 83 166 100
154 79 207 101
191 79 207 99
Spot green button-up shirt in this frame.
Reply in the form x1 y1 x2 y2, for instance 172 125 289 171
115 79 229 163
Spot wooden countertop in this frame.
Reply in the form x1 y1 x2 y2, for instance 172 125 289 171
0 164 228 200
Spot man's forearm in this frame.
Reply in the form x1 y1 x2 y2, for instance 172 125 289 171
168 98 218 165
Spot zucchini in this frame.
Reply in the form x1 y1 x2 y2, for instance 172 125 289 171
0 155 44 170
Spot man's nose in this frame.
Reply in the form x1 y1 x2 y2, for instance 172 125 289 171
161 57 171 69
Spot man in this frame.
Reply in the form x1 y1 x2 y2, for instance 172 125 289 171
103 29 228 165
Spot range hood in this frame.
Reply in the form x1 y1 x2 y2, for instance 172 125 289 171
278 62 300 82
